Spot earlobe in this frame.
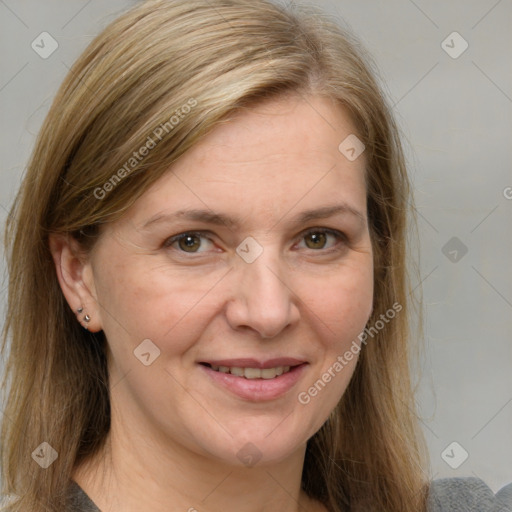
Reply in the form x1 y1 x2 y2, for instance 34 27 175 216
48 233 103 333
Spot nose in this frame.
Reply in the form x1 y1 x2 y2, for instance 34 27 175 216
225 251 300 339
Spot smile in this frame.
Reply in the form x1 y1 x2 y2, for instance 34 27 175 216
199 359 308 401
206 364 292 379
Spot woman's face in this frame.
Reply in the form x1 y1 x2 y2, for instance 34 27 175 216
84 95 373 466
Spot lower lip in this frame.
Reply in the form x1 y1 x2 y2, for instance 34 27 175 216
200 364 308 401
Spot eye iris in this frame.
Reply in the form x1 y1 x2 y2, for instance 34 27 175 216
179 235 201 252
305 232 326 249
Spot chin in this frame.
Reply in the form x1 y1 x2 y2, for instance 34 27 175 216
187 416 316 469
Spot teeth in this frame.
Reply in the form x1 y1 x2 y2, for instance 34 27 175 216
230 367 244 377
261 368 277 379
209 364 292 379
244 367 262 379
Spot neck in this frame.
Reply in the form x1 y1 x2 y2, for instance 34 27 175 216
73 418 325 512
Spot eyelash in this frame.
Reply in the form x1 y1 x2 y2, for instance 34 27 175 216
163 228 347 254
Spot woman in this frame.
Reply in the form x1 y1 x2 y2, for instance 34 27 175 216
1 1 510 511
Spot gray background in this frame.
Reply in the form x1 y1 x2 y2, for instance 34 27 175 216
0 0 511 492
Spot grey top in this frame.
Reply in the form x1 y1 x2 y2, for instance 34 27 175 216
66 481 99 512
67 478 512 511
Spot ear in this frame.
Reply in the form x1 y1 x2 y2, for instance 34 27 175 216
48 233 103 333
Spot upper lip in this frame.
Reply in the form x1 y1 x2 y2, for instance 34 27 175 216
199 358 307 369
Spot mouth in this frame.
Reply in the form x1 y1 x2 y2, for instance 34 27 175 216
200 363 296 380
198 358 308 401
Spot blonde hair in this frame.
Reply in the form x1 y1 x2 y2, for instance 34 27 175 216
1 1 428 510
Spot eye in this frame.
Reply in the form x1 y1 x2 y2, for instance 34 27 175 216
297 228 346 251
164 231 215 253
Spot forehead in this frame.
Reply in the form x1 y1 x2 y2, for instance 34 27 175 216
125 95 367 228
190 94 361 168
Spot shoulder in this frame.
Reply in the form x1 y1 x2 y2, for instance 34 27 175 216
427 477 512 512
66 480 101 512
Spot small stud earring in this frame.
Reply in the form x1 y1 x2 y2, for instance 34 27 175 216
77 307 83 314
84 314 91 323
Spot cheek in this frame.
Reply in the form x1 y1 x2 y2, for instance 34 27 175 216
293 260 373 424
95 260 227 354
295 257 374 344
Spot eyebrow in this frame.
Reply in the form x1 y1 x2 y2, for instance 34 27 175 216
142 204 366 231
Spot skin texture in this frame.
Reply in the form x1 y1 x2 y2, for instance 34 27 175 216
50 95 374 512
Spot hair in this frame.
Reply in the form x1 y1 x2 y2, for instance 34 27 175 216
1 1 429 510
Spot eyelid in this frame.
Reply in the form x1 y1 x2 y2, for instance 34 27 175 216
294 227 347 250
163 227 347 253
163 230 216 251
299 226 346 240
